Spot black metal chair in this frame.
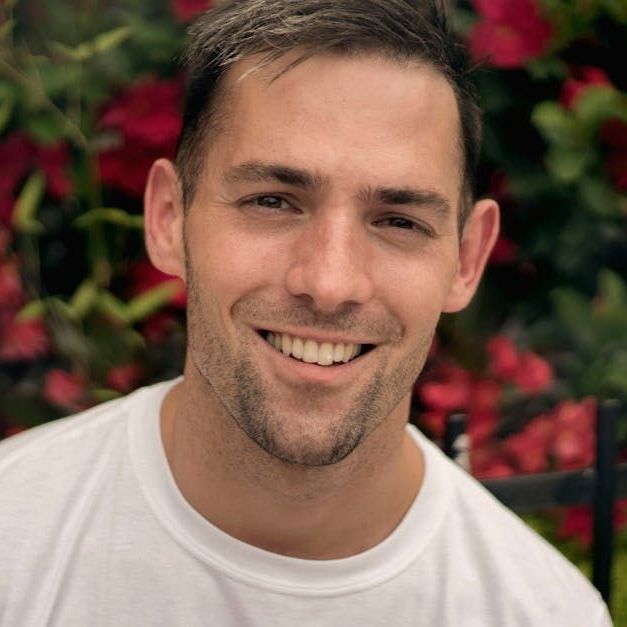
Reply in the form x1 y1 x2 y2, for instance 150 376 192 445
444 400 626 608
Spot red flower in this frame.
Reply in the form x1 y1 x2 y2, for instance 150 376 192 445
98 79 183 197
141 311 178 344
512 350 554 393
560 66 612 110
172 0 213 21
471 443 515 479
0 132 73 223
128 260 187 308
487 336 553 393
559 500 627 547
418 366 472 412
36 142 73 199
469 0 553 68
558 505 593 547
43 369 88 412
0 260 24 312
0 316 50 361
106 363 144 393
552 399 595 470
600 119 627 193
487 335 519 379
489 236 518 265
419 409 447 440
502 415 553 473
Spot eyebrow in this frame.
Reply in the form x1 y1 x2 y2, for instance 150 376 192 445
222 161 325 189
222 160 452 217
361 186 452 218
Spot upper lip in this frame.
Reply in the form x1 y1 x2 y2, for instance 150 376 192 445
257 327 378 346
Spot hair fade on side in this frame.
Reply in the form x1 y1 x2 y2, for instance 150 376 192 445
175 0 482 225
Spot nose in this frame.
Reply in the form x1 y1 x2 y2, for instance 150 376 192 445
284 213 375 314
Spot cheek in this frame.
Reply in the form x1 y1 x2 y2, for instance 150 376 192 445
374 250 459 330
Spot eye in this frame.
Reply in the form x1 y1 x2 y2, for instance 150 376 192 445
246 195 291 210
375 215 435 237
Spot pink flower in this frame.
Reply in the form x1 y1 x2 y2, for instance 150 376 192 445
469 0 553 68
106 363 144 393
172 0 213 21
512 350 554 393
43 369 88 412
98 78 182 197
0 317 49 361
560 66 612 109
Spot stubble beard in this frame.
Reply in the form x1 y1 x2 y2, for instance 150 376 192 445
185 278 433 467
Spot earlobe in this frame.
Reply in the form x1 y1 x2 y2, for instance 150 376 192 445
442 198 500 313
144 158 186 282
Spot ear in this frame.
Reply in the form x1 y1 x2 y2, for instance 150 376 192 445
443 198 500 313
144 158 186 282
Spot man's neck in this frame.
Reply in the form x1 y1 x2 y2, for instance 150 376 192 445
160 377 424 560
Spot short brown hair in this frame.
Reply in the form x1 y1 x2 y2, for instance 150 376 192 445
176 0 481 224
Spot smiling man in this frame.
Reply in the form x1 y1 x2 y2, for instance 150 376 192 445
0 1 612 625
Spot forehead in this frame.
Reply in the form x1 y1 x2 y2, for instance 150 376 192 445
208 52 462 198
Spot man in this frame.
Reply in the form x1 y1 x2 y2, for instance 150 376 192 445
0 1 612 625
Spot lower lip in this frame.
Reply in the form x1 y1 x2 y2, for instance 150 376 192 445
255 332 369 386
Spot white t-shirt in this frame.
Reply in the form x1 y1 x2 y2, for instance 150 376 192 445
0 379 611 626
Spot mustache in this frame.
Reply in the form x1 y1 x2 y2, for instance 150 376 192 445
234 298 403 342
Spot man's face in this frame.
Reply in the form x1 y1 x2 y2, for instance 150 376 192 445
181 53 472 466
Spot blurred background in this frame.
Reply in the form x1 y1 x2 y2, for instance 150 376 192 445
0 0 626 618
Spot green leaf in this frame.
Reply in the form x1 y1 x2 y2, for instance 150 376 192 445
91 388 123 403
125 283 179 323
545 147 591 182
0 95 14 134
68 280 99 320
52 26 132 62
74 207 144 230
96 291 129 323
24 114 65 144
15 300 45 321
579 177 624 216
597 269 627 312
93 26 132 54
0 19 15 40
602 0 627 23
551 288 594 350
12 171 45 234
532 101 578 145
574 86 627 131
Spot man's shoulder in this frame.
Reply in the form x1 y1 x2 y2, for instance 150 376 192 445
415 432 609 621
0 379 173 496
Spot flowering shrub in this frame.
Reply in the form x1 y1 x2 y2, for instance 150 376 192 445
0 0 626 552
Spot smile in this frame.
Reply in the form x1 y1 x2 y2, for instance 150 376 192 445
259 330 375 367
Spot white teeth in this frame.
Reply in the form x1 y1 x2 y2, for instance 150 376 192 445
292 337 304 359
281 334 292 355
333 343 345 362
264 332 365 366
302 340 318 363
